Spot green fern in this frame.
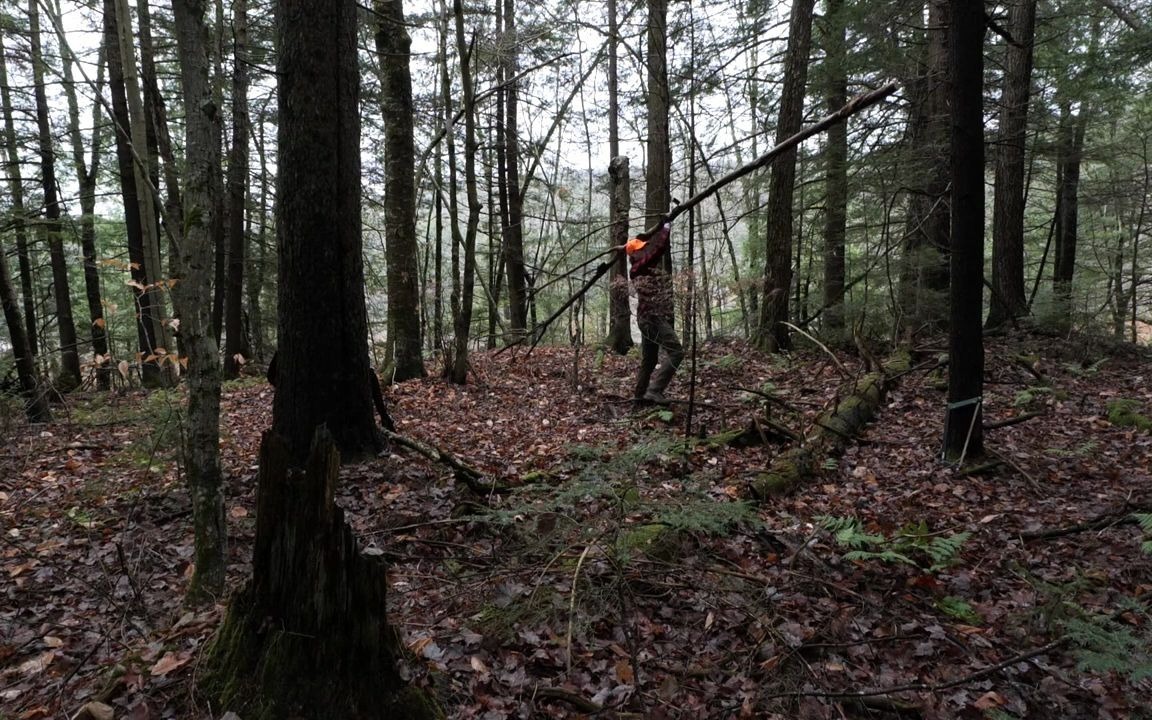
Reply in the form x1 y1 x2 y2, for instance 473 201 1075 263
819 516 970 572
1136 514 1152 555
1063 614 1152 682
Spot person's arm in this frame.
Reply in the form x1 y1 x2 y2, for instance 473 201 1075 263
627 220 671 277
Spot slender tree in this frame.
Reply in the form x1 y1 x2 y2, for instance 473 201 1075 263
754 0 816 352
943 0 984 461
170 0 227 604
0 238 51 422
0 32 39 356
29 0 82 389
53 0 111 389
987 0 1038 328
375 0 426 380
645 0 672 236
604 0 632 354
223 0 251 379
501 0 528 334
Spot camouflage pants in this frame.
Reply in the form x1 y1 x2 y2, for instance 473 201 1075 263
634 314 684 400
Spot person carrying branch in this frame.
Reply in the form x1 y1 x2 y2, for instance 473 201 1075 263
625 218 684 403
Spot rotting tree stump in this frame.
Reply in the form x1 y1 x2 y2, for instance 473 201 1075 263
202 428 441 720
750 350 911 498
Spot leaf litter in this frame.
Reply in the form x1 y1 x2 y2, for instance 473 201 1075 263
0 334 1150 719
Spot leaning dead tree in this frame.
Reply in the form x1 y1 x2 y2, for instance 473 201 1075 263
504 81 899 352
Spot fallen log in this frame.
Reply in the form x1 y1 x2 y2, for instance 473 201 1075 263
749 350 911 498
383 429 508 495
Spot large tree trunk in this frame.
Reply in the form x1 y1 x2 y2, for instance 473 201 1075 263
376 0 427 381
55 0 111 390
0 33 39 358
942 0 984 462
204 1 437 712
754 0 815 352
898 0 951 336
986 0 1037 329
30 0 82 390
205 431 440 718
223 0 251 379
171 0 227 604
0 239 52 423
821 0 848 341
270 0 380 457
604 0 632 354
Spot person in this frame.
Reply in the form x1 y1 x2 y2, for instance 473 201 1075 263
625 218 684 403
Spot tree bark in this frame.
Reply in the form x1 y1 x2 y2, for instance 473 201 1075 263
898 0 951 336
270 0 380 458
501 0 528 334
604 0 632 354
942 0 985 462
204 431 440 718
223 0 251 379
754 0 815 352
606 156 633 354
375 0 427 381
171 0 227 604
0 238 52 422
645 0 672 245
986 0 1037 329
821 0 848 341
448 0 481 385
54 0 111 389
30 0 82 390
0 33 39 357
109 0 170 386
1052 104 1088 332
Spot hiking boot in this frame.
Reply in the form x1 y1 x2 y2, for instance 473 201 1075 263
643 389 668 404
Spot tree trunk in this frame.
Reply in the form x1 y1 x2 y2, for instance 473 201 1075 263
247 113 270 361
109 0 170 387
270 0 380 458
171 0 227 604
942 0 984 462
645 0 672 244
898 0 951 336
0 239 52 422
448 0 481 385
604 0 632 354
1052 104 1088 332
376 0 427 381
204 431 440 718
754 0 815 352
0 33 39 358
211 0 228 346
55 0 111 389
223 0 251 379
501 0 528 334
986 0 1037 329
30 0 82 390
606 156 633 354
821 0 848 341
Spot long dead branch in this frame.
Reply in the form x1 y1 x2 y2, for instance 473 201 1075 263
504 81 899 354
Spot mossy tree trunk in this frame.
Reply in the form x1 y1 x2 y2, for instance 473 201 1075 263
205 431 440 719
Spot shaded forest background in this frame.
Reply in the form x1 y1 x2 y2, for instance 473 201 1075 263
2 0 1152 717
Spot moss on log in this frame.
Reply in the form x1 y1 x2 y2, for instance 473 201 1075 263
750 351 910 499
201 429 442 720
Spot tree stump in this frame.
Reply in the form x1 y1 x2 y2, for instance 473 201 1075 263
203 428 441 719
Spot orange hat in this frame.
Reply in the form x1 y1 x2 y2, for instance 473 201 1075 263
625 237 647 255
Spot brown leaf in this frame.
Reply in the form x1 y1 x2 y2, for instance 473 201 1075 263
148 651 189 677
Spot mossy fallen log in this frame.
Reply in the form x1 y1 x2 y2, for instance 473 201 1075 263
750 351 910 498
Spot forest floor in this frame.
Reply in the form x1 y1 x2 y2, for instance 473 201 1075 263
2 331 1151 720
